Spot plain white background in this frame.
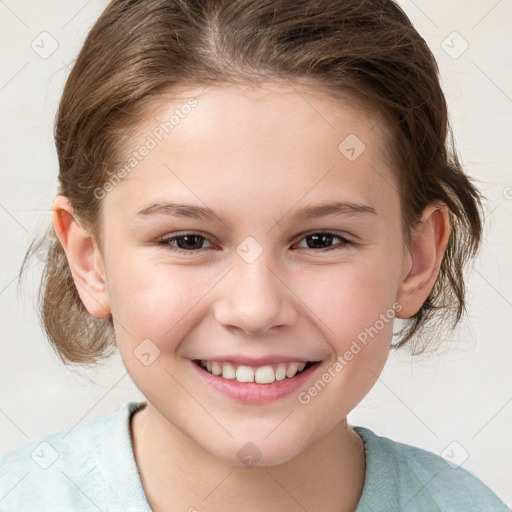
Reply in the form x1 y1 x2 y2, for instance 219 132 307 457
0 0 511 506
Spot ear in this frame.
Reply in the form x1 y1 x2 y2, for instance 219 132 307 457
52 194 111 318
396 202 451 319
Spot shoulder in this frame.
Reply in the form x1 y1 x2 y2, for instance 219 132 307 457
353 426 510 512
0 401 150 512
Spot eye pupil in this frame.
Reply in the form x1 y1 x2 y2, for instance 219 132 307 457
176 235 203 250
307 233 334 249
158 231 349 255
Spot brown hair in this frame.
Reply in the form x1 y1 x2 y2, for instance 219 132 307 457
19 0 485 364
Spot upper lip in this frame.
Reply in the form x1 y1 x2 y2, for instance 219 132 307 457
193 355 322 366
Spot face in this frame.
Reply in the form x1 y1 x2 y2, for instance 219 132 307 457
96 82 410 466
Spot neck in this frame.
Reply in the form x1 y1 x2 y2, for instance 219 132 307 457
130 403 365 512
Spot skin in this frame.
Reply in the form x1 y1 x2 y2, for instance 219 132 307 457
52 82 450 512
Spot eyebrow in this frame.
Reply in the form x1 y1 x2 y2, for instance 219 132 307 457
136 200 377 221
293 201 377 218
136 202 221 221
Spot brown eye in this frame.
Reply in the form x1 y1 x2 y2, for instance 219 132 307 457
296 232 351 251
157 233 213 254
155 230 351 256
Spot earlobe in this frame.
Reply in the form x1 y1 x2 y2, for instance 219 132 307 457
52 195 111 318
396 203 451 319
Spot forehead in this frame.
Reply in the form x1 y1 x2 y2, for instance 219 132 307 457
137 81 387 146
106 82 397 218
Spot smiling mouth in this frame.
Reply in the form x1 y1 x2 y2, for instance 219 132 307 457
193 359 317 384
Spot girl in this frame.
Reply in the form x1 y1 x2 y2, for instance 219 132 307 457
1 0 508 510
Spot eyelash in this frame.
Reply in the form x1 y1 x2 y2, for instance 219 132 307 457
155 231 352 255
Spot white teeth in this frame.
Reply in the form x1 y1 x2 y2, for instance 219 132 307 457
222 362 236 379
211 361 222 376
286 362 298 378
236 365 254 382
199 360 311 383
255 366 275 384
275 364 287 381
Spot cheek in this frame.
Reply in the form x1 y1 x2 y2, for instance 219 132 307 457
292 263 396 419
294 256 400 342
106 256 213 348
289 253 400 399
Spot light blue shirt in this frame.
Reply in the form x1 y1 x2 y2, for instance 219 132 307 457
0 401 508 511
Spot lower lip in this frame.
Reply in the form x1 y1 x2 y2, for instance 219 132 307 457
190 360 321 404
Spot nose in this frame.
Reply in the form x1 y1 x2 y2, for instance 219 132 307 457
213 252 298 336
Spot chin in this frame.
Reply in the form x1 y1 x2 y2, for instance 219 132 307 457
202 429 314 469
